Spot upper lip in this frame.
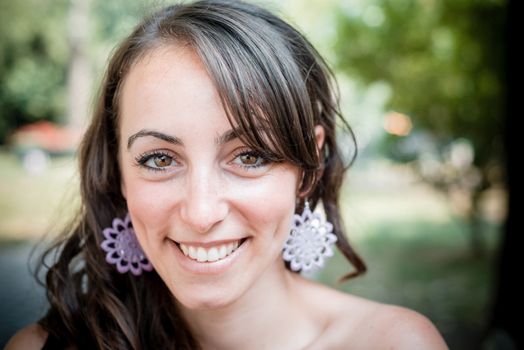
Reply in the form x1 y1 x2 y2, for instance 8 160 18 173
172 237 247 248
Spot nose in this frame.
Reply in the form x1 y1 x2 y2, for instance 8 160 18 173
179 168 228 234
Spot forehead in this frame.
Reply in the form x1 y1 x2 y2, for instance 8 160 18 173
121 44 216 111
118 44 231 135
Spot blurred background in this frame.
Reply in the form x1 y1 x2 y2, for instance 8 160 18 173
0 0 511 348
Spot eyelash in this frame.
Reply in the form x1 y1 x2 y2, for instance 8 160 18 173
232 149 271 170
135 150 176 172
134 149 272 172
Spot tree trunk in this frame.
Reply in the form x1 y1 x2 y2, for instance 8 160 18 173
67 0 91 128
468 188 486 259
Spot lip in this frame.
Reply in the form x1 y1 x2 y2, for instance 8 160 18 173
170 237 249 275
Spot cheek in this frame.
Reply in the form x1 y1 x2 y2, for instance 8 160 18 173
126 183 172 217
124 179 174 247
232 172 297 240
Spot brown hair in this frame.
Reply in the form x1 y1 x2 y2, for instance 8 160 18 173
37 1 366 348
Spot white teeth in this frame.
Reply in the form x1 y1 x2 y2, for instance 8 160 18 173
207 247 219 262
218 245 227 259
179 240 243 263
196 247 207 262
188 246 197 259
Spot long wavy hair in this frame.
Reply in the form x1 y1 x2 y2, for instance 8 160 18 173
37 1 366 348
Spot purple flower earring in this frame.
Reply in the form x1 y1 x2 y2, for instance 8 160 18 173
101 213 153 276
282 200 337 272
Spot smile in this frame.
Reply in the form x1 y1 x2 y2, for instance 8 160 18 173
175 238 248 263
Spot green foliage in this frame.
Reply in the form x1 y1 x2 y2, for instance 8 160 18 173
0 0 147 144
334 0 506 168
0 0 69 143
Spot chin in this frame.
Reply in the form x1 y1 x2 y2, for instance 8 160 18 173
177 291 237 311
170 281 242 311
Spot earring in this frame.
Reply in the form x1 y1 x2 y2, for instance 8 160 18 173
282 200 337 272
101 213 153 276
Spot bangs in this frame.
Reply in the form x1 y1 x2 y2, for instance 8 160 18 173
166 4 318 169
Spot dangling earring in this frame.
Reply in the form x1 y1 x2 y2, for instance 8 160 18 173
101 213 153 276
282 200 337 272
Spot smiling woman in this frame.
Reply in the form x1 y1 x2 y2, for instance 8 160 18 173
5 1 448 349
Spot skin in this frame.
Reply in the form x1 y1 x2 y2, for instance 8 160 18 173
118 44 323 348
119 44 304 309
5 44 449 350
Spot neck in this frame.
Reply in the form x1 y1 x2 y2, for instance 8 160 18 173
177 263 320 350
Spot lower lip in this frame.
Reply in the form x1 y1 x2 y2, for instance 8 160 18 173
170 238 250 275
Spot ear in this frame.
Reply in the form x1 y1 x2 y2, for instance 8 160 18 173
314 125 325 156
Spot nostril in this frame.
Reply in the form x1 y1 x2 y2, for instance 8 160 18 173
179 199 229 234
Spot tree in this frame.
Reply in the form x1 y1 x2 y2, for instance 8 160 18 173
334 0 506 256
0 0 147 144
0 0 69 143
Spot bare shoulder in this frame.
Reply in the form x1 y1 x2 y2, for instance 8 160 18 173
366 303 450 349
4 323 48 350
330 297 449 349
297 278 448 349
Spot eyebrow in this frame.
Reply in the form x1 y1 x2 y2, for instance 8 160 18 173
127 130 182 149
215 128 240 145
126 128 241 149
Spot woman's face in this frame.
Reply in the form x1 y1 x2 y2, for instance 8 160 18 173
118 45 300 310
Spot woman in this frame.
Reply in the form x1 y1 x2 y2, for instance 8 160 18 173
7 1 448 349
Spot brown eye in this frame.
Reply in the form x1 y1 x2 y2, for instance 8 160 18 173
233 150 269 170
137 152 177 171
153 154 172 167
240 153 260 166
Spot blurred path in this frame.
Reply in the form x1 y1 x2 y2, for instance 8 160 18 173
0 242 48 348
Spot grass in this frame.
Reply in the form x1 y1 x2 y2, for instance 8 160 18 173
0 151 79 241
